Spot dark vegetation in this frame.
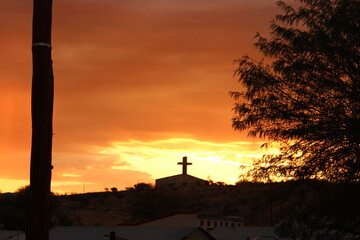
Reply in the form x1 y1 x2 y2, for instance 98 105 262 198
231 0 360 182
229 1 360 236
1 181 359 238
0 186 29 231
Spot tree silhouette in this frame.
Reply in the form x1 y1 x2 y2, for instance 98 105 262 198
231 0 360 182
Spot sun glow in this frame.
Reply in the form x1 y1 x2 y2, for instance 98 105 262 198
0 179 29 193
42 138 268 193
0 137 272 193
107 138 264 184
61 173 81 178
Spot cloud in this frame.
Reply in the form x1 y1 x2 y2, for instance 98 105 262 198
0 0 279 193
50 137 266 193
107 138 265 183
30 0 278 149
52 168 153 193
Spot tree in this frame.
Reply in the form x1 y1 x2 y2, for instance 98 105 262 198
126 183 154 192
231 0 360 182
15 185 31 195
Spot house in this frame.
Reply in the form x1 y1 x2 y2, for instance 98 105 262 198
0 231 25 240
138 213 244 231
198 215 243 231
138 213 199 227
156 174 208 188
49 226 216 240
155 157 208 188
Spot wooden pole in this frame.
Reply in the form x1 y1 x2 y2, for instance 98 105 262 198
27 0 54 239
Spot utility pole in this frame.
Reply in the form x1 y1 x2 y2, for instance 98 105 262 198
27 0 54 240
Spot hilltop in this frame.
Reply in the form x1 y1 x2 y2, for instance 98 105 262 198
1 180 359 238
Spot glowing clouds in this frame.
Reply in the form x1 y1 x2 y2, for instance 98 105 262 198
109 138 264 184
49 138 265 193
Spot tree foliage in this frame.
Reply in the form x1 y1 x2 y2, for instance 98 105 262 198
231 0 360 182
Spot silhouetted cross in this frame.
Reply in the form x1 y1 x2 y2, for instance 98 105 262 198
178 156 192 175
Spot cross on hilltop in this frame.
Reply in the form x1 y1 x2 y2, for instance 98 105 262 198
178 156 192 175
156 156 207 187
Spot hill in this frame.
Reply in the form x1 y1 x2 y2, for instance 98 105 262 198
1 181 359 238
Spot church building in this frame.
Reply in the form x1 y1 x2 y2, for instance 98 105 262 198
155 157 208 188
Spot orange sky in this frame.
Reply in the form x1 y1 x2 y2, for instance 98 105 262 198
0 0 279 193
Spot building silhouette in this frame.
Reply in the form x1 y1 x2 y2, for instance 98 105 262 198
155 157 208 188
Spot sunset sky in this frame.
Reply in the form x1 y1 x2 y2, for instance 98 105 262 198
0 0 279 193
